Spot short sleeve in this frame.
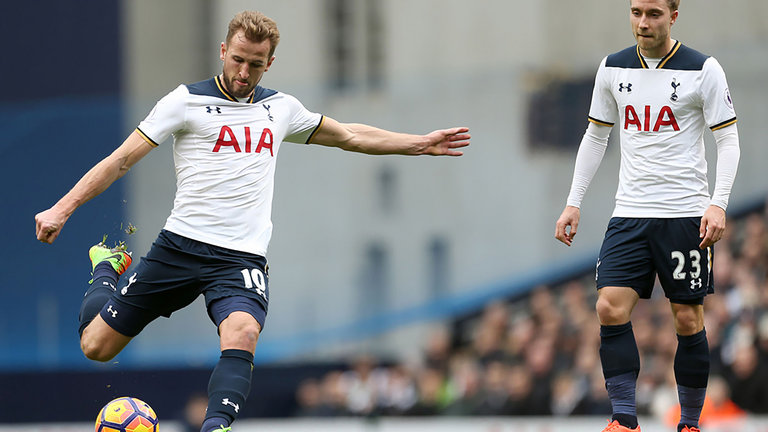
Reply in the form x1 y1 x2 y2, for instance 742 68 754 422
282 94 323 144
700 58 737 131
136 85 188 146
587 57 619 127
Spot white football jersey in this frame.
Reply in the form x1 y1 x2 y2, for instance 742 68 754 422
588 41 737 217
137 76 323 256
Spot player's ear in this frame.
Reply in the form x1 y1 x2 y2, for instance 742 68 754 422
220 42 227 61
265 56 275 71
670 10 678 25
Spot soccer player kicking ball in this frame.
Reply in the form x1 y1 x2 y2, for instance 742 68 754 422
35 10 469 432
555 1 739 431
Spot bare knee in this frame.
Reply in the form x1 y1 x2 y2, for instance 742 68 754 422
222 322 261 350
80 316 131 362
220 311 262 352
80 332 117 362
595 287 638 325
596 297 628 324
671 303 704 335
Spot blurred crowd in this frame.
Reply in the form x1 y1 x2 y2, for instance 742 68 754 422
291 202 768 427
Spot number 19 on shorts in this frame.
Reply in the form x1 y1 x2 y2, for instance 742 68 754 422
240 268 267 299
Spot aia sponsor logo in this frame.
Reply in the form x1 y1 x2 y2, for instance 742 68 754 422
213 126 274 155
624 105 679 132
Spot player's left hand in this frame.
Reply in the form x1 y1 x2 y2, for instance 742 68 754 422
699 205 726 249
422 127 470 156
555 205 581 246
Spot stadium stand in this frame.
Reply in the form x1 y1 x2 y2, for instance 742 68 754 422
291 197 768 425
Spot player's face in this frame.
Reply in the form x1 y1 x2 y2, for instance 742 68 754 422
220 30 274 98
630 0 678 58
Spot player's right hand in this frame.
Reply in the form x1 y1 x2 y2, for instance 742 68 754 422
422 127 470 156
555 205 580 247
35 208 68 244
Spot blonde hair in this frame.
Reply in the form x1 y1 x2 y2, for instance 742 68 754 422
226 11 280 57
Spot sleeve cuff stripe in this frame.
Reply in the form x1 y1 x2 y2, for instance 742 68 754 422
136 127 159 147
588 117 614 127
305 115 325 144
710 117 737 131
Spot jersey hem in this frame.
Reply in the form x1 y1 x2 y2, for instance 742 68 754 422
162 227 268 258
611 210 705 218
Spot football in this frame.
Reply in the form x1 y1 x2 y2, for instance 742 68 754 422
94 396 159 432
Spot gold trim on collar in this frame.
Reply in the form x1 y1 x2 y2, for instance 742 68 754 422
636 40 681 69
658 40 682 69
635 45 649 69
215 76 238 102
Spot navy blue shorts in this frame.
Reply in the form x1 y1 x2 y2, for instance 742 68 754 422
99 230 269 337
596 217 714 304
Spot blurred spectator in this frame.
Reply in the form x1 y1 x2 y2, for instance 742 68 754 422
664 375 746 429
550 371 586 416
377 363 418 415
317 370 351 416
572 370 612 416
502 362 538 415
699 375 747 428
443 353 483 415
523 335 555 414
757 313 768 363
704 295 729 375
423 325 453 373
723 343 768 413
405 367 448 416
649 368 678 421
472 302 510 365
474 360 510 415
505 315 536 362
179 392 208 432
341 355 386 416
294 378 325 417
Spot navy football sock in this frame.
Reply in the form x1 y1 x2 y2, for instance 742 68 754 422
600 322 640 427
78 262 118 336
677 386 706 430
204 349 254 429
675 329 709 430
92 261 119 283
607 373 639 428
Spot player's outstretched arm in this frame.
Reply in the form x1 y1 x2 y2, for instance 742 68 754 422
308 117 469 156
555 205 580 247
35 131 154 244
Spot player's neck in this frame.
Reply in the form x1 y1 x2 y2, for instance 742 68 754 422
218 74 255 100
639 38 676 59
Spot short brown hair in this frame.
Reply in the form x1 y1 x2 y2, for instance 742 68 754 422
630 0 679 11
226 11 280 57
667 0 680 11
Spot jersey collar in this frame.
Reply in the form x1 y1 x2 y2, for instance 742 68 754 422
635 40 682 69
214 75 256 103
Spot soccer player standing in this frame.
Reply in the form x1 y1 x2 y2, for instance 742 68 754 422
34 11 469 432
555 1 739 431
